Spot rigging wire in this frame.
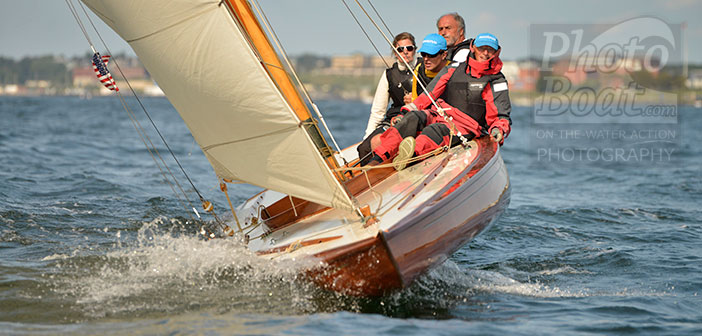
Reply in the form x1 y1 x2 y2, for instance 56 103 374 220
74 0 206 205
349 0 469 146
71 0 197 215
249 0 348 164
67 0 199 226
366 0 393 38
66 0 227 236
64 0 95 53
340 0 391 69
117 95 197 219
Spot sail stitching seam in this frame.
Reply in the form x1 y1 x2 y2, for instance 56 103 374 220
126 5 219 43
201 125 298 151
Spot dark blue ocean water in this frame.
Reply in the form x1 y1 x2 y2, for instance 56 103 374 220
1 96 700 335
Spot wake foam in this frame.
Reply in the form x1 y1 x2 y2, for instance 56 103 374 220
52 217 329 318
413 260 587 298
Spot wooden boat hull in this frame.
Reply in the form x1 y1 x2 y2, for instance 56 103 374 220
242 136 510 296
306 236 402 296
384 138 510 287
306 137 509 295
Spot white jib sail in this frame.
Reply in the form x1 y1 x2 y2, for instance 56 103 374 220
81 0 355 211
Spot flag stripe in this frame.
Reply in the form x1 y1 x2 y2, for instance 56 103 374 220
91 52 119 92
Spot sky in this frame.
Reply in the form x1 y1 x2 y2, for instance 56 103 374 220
1 0 701 63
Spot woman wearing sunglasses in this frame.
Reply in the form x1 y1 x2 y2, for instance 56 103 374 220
366 33 512 169
358 32 418 165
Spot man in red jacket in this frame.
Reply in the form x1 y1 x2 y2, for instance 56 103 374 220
366 33 512 169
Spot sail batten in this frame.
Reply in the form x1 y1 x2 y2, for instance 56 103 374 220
81 0 355 211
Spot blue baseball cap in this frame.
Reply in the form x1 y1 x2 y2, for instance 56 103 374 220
474 33 499 50
418 33 447 55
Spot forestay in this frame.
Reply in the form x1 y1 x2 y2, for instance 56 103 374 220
81 0 355 211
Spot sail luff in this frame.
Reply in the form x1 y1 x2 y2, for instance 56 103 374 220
223 0 349 182
80 0 355 211
223 0 311 122
222 0 355 201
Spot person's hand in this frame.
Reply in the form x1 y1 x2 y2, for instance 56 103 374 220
390 114 404 126
490 127 503 144
403 93 412 105
400 102 417 114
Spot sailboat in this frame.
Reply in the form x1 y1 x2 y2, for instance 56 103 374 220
79 0 510 296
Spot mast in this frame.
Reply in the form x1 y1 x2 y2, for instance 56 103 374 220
223 0 310 122
222 0 344 178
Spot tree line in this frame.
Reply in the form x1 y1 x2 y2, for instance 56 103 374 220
0 56 72 86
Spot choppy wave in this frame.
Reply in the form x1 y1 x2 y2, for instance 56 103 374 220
1 97 701 334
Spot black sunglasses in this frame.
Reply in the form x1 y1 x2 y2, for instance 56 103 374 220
421 51 444 58
396 45 416 52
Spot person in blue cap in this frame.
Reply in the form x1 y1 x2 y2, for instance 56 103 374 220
366 32 512 169
380 34 449 136
358 33 450 165
411 33 449 100
471 32 500 63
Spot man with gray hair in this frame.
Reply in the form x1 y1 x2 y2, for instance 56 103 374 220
437 12 472 63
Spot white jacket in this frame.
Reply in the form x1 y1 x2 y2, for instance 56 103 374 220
363 57 417 138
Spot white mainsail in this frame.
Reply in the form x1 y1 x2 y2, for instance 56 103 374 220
81 0 355 211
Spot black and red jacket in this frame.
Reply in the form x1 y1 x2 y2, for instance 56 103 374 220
411 48 512 140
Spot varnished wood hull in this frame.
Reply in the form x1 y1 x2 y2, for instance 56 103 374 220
308 137 508 296
306 236 402 296
383 138 510 288
243 136 510 296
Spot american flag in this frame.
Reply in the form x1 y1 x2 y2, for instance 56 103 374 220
91 52 119 92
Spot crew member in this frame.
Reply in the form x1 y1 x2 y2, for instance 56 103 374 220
367 33 512 169
362 32 417 138
363 34 450 165
357 32 418 165
437 13 472 64
411 33 450 100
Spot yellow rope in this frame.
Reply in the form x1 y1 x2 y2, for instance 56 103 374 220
334 145 448 172
220 182 243 233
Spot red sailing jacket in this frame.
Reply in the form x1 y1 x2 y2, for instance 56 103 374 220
411 48 512 140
